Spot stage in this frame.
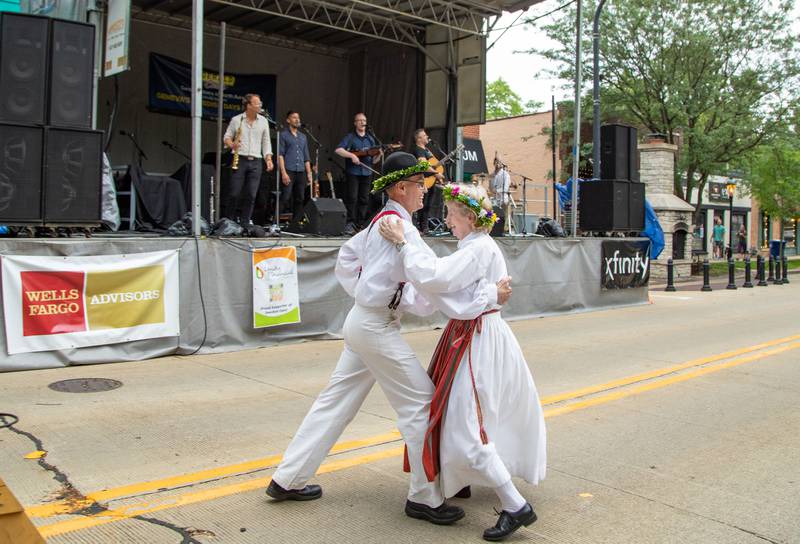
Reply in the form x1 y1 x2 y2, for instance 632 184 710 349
0 235 649 372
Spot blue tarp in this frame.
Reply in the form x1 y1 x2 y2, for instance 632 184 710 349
555 177 665 259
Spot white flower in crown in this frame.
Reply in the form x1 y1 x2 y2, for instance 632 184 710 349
478 208 488 218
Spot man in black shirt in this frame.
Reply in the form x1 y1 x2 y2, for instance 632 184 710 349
411 128 441 234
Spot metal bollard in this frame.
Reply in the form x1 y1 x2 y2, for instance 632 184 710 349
783 256 790 284
726 258 737 290
775 255 783 284
743 256 753 288
768 255 775 283
701 259 712 292
665 258 677 292
757 255 768 287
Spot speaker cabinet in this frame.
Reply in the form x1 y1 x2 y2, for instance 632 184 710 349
43 127 102 224
49 20 95 128
579 179 646 232
0 14 50 125
600 124 639 182
296 198 347 235
0 123 44 223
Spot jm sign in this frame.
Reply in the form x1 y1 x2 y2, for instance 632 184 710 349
601 240 651 289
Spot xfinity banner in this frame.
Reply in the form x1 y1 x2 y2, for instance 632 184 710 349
601 240 651 290
148 53 277 121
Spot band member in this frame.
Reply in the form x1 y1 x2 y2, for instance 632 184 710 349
335 112 378 234
279 111 314 224
411 128 440 234
223 94 274 226
490 154 511 209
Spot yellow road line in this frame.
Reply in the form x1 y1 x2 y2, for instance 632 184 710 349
37 338 800 538
26 333 800 520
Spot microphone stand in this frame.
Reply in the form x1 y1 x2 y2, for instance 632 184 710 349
302 125 323 198
504 167 537 236
121 130 148 167
162 140 191 160
263 112 302 237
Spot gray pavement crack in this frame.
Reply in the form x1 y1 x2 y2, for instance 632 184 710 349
2 419 211 543
550 467 785 544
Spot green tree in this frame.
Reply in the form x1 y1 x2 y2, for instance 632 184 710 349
485 79 543 120
745 142 800 244
527 0 800 221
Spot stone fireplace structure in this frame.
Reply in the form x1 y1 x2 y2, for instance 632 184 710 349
639 140 695 280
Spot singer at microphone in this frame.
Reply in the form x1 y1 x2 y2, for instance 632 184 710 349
221 93 274 227
277 110 314 225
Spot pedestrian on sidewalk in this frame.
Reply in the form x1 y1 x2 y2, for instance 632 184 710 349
713 218 725 259
266 152 511 527
378 183 546 542
737 225 747 259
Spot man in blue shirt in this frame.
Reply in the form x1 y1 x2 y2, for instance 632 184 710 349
278 111 313 225
335 112 377 233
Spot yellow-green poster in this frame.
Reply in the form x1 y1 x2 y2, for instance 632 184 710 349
252 247 300 328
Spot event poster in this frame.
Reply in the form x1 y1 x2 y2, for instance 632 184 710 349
252 247 300 329
2 250 180 354
601 240 651 290
104 0 130 76
148 53 277 121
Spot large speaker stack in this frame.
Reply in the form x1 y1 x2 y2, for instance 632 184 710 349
579 124 646 232
0 13 101 226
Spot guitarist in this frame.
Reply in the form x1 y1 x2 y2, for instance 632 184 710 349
411 128 444 234
335 112 379 234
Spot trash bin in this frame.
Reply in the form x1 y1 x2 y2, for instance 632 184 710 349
769 240 786 258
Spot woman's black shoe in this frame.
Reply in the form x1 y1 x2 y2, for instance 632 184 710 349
482 502 537 541
453 486 471 499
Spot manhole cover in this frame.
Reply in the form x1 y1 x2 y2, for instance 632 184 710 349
48 378 123 393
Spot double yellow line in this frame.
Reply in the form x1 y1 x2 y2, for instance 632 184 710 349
32 333 800 538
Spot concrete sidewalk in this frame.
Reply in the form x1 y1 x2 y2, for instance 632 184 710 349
1 282 799 543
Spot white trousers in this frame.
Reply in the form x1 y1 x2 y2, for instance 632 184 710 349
271 303 444 507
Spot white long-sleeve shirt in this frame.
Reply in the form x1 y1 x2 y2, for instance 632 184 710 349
335 200 497 320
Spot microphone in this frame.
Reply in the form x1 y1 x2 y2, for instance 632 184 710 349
300 123 308 128
161 140 171 147
119 129 128 136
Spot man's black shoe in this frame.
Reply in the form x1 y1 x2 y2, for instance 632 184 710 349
405 500 465 525
266 480 322 501
483 502 537 541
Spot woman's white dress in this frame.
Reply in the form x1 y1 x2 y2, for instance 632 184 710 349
397 230 547 497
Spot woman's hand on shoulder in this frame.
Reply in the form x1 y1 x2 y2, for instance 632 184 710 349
378 217 406 244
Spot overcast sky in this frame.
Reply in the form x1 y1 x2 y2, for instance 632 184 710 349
487 2 800 113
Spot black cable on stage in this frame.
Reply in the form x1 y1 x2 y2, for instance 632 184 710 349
186 235 208 356
0 413 19 429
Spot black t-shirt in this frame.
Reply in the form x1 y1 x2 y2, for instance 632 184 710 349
412 145 433 160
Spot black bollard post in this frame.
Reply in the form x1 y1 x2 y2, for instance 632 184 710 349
768 255 775 283
783 256 790 284
775 254 783 284
726 258 737 290
665 258 677 292
701 259 712 292
743 256 753 288
757 255 768 287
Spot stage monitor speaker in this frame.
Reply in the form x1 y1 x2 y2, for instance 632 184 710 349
490 206 505 237
0 123 44 223
0 14 50 125
43 127 102 224
579 179 638 232
297 198 346 235
600 124 639 182
48 20 95 128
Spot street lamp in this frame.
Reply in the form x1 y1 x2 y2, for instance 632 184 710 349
726 180 736 260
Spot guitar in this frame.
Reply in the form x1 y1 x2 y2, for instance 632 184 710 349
423 144 465 189
352 143 403 159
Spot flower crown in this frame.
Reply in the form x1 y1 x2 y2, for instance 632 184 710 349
442 185 498 229
371 161 432 193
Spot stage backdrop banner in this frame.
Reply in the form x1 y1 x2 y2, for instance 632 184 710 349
601 240 651 290
2 250 180 354
148 52 276 121
252 247 300 328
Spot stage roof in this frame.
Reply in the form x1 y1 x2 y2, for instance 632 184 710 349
131 0 549 56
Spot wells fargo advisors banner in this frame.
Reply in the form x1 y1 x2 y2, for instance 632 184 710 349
148 52 277 121
252 247 300 329
2 250 180 354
